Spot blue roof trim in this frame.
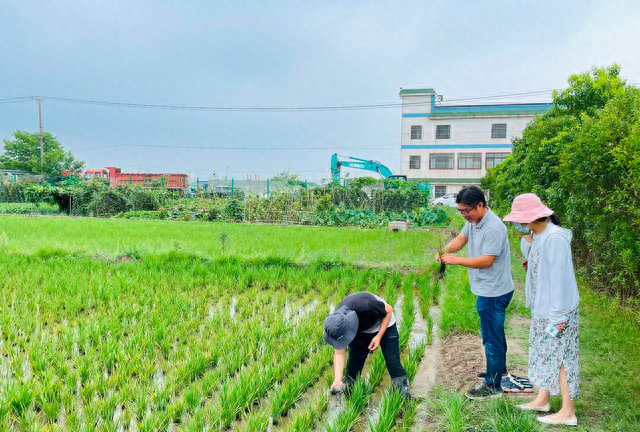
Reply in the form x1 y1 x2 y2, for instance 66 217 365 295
402 102 552 117
433 103 551 114
401 144 513 149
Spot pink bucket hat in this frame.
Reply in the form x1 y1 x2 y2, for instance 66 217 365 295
503 193 554 223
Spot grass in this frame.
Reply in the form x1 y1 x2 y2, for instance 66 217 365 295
0 215 439 266
426 222 640 431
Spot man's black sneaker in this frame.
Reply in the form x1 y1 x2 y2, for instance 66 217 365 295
476 371 508 380
465 382 502 400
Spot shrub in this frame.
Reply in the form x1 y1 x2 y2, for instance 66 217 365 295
481 65 640 298
0 181 26 202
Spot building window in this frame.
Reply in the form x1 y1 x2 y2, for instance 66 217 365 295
410 125 422 140
491 123 507 139
429 153 454 169
434 185 447 198
458 153 482 169
486 152 509 169
436 125 451 139
409 155 421 169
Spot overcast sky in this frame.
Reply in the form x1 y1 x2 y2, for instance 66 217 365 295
1 0 639 182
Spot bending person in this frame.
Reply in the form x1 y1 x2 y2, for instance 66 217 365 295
503 193 580 427
323 291 411 400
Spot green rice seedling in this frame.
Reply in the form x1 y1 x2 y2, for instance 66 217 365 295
38 384 62 423
431 278 441 305
367 350 388 391
440 266 479 337
415 273 431 319
369 270 387 295
383 278 398 306
239 406 270 432
211 319 320 429
282 392 329 432
436 235 447 279
323 376 369 432
404 339 427 383
398 288 415 350
401 273 414 296
269 345 333 421
427 386 471 432
425 312 434 345
389 271 403 290
368 387 405 432
7 380 35 420
394 399 418 432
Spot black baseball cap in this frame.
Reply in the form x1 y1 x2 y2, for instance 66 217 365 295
323 305 359 349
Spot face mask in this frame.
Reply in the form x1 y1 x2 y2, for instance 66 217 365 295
514 222 530 233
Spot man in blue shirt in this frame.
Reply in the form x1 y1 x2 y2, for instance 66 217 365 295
438 186 514 399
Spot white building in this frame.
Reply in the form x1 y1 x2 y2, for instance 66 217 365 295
399 88 551 198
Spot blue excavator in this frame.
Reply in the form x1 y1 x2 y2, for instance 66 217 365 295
331 153 407 184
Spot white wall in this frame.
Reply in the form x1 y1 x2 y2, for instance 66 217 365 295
401 115 537 179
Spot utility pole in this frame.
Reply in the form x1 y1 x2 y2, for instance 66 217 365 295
38 98 44 173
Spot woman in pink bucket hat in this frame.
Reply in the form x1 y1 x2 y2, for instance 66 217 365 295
503 193 580 426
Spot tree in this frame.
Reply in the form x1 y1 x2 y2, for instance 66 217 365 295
481 64 640 298
272 169 303 185
0 130 85 176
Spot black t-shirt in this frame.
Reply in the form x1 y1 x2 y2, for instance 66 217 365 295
337 292 387 333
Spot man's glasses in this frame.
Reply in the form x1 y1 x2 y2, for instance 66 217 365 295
457 203 478 216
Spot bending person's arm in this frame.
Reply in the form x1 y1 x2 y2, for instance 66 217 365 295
368 303 393 351
331 348 346 390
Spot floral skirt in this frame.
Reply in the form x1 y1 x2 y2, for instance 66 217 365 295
529 307 580 399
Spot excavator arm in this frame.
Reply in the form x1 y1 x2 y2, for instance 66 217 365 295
331 153 405 183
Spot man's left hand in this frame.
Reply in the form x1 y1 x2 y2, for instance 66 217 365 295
440 253 460 265
368 336 382 351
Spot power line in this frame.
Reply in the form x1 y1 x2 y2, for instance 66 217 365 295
0 90 556 113
0 97 31 105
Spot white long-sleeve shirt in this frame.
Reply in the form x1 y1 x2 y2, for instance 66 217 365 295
520 223 580 324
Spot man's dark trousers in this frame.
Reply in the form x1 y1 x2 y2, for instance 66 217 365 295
477 290 513 388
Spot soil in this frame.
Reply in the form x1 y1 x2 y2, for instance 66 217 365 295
115 255 138 264
410 312 533 431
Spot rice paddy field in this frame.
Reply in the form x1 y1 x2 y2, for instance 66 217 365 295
0 216 444 431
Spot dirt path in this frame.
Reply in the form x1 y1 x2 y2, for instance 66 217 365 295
410 311 532 430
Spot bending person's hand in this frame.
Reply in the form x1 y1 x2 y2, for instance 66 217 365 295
368 336 382 351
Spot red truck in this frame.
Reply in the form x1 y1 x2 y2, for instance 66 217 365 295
83 167 188 189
